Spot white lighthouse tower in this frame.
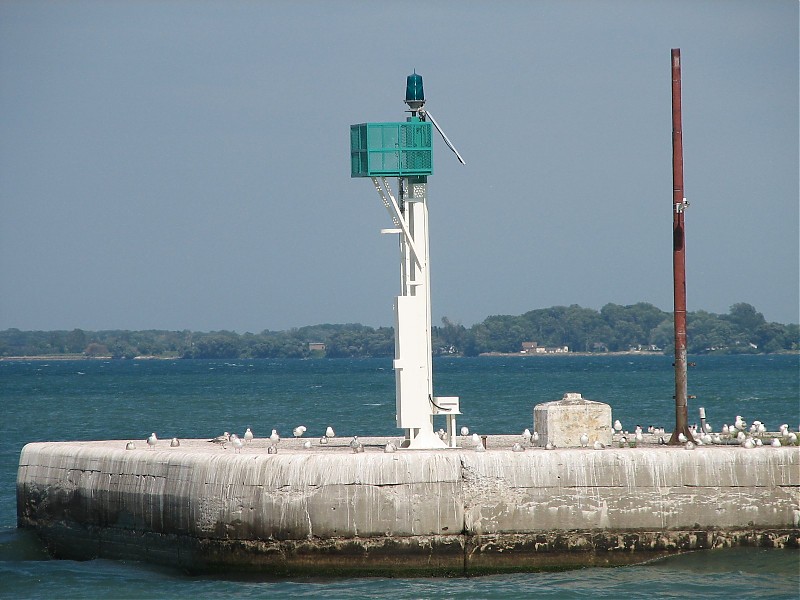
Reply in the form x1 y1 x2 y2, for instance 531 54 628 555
350 73 464 449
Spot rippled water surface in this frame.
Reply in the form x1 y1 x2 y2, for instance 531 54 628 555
1 355 798 598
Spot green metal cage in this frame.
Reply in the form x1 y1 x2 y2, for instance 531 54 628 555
350 121 433 177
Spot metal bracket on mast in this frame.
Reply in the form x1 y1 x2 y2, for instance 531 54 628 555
371 177 423 271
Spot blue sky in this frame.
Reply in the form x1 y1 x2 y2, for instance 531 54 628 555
1 0 797 332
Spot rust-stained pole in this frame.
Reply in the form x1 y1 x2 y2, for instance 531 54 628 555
669 48 693 444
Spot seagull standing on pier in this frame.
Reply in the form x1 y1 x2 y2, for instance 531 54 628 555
147 433 157 450
244 428 254 443
270 429 280 444
325 426 335 438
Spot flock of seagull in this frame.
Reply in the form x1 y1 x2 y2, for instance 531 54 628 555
128 416 797 453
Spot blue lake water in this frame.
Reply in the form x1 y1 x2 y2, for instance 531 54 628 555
1 354 798 598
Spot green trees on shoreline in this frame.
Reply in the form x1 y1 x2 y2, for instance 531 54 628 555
1 302 797 360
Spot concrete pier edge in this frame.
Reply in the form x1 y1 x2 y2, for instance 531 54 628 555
17 437 800 576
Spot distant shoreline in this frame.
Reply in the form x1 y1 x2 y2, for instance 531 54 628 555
479 350 664 357
3 350 796 361
0 355 178 361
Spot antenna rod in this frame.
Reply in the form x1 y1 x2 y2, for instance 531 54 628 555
669 48 692 445
424 110 466 165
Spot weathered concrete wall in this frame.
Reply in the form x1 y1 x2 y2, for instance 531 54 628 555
17 439 800 575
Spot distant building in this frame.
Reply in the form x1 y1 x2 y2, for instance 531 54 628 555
521 342 569 354
308 342 326 352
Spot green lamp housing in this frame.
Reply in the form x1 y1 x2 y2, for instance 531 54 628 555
350 121 433 177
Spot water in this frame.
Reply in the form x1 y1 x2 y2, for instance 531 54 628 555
1 354 798 598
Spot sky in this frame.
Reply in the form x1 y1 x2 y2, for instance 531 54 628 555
1 0 797 333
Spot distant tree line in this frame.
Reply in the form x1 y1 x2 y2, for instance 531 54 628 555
1 303 796 360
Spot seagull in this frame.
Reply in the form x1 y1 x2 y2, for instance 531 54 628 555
269 429 280 444
147 433 157 450
593 440 605 450
545 442 554 450
471 433 481 447
703 423 713 433
293 426 306 438
522 428 532 442
614 420 622 432
737 431 746 442
790 433 798 444
579 433 589 447
512 442 525 452
734 415 745 430
634 425 642 435
460 426 469 436
267 444 278 454
211 432 230 444
678 432 688 443
319 435 329 445
757 422 766 434
384 442 397 453
771 438 782 447
658 436 666 445
170 437 180 447
244 428 254 443
350 436 361 450
712 434 722 444
325 426 335 438
125 441 136 450
684 441 695 450
437 428 447 440
232 435 244 453
742 438 755 449
303 440 312 449
532 431 540 443
635 431 644 444
722 424 730 435
755 438 763 447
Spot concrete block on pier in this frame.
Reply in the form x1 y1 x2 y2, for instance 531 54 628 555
533 392 612 447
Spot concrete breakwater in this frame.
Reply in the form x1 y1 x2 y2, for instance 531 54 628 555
17 437 800 576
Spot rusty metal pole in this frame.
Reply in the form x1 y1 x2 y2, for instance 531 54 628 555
669 48 693 444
